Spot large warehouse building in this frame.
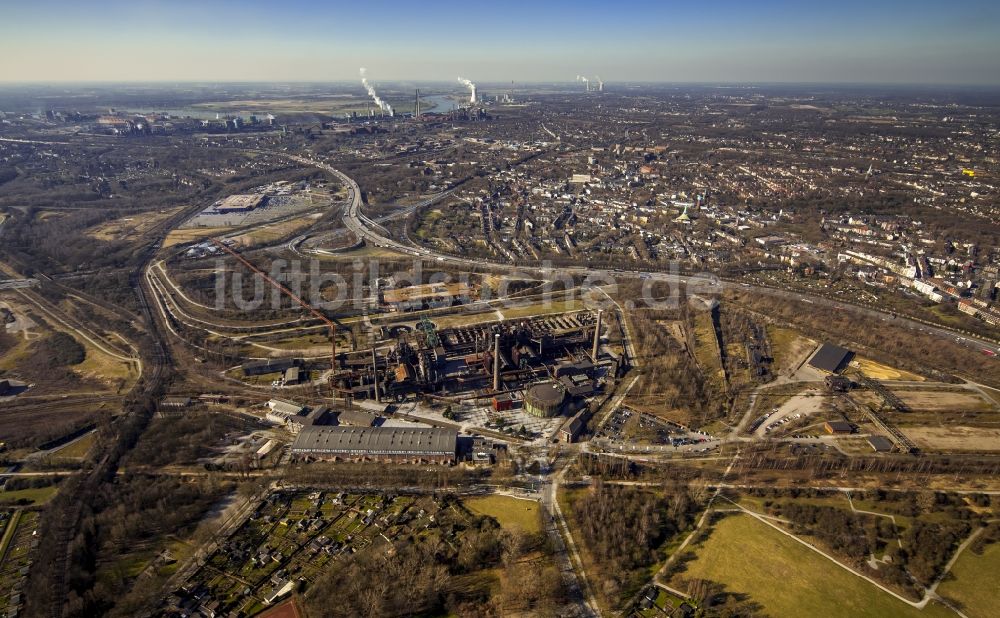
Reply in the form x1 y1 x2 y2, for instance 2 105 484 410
290 426 457 464
808 342 854 374
215 193 266 213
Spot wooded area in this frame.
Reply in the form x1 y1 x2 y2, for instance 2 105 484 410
572 482 703 607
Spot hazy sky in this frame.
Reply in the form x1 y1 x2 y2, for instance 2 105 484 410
2 0 998 85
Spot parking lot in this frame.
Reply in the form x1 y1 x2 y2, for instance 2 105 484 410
754 391 828 438
595 407 717 451
181 193 330 230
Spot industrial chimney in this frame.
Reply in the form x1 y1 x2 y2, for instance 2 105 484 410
493 334 501 391
371 346 380 403
592 310 603 361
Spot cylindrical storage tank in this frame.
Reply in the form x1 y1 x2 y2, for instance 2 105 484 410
524 382 566 418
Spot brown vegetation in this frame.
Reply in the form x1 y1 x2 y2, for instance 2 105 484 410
572 481 703 608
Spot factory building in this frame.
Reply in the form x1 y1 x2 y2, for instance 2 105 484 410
214 194 266 214
242 358 301 377
524 382 566 418
868 435 894 452
328 309 604 408
808 343 854 374
336 408 380 427
283 366 302 385
290 426 457 464
824 420 854 435
492 392 514 412
265 399 306 431
825 375 852 392
380 282 474 312
558 407 593 443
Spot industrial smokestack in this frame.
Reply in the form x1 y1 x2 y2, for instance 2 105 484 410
595 76 604 92
592 310 603 361
576 75 590 91
493 333 501 391
360 68 394 116
371 345 380 403
457 77 477 105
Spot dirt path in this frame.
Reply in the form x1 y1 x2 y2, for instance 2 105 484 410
543 456 600 617
0 509 22 564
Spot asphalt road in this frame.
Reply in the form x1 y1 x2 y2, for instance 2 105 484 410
273 153 1000 366
317 152 1000 359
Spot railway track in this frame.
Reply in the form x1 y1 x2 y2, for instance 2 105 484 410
28 201 184 618
0 395 120 412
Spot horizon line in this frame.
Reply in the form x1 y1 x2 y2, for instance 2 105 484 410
2 79 1000 90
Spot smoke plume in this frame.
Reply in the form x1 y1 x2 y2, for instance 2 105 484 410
457 77 477 104
359 67 393 116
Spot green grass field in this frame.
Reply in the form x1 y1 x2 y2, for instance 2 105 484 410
675 514 954 618
498 300 584 320
464 495 542 535
0 486 59 506
691 312 725 388
50 431 96 459
937 541 1000 618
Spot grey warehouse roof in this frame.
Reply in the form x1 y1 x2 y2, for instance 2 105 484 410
292 426 457 456
808 342 854 374
868 436 894 452
337 408 380 427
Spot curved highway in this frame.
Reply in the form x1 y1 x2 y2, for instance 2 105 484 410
279 155 1000 359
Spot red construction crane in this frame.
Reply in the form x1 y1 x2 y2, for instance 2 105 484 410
210 238 338 379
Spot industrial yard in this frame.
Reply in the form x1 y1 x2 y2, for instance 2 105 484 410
2 71 1000 618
